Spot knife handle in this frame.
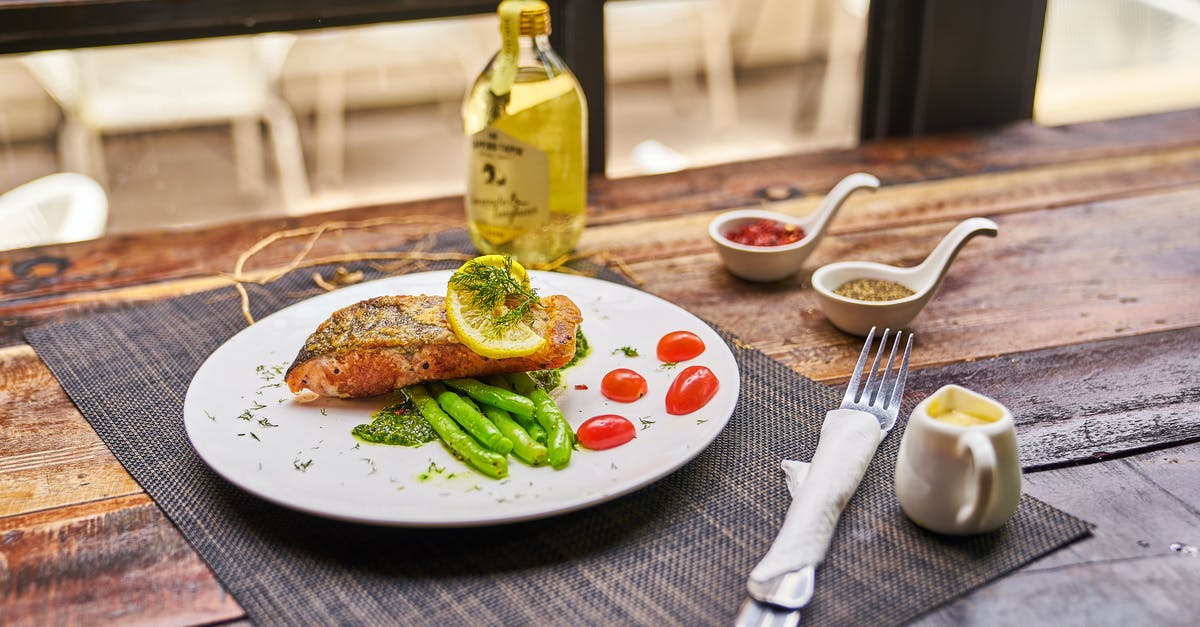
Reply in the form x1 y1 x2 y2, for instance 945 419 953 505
750 409 883 583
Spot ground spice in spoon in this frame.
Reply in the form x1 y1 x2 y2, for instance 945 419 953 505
833 278 915 302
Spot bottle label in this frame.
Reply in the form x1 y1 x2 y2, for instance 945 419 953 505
466 127 549 245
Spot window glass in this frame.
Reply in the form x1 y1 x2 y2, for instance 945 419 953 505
0 2 869 248
604 0 867 176
1036 0 1200 125
0 19 496 246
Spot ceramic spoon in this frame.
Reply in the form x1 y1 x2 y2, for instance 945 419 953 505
811 217 1000 336
708 172 881 282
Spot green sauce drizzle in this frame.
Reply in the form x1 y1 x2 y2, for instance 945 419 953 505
352 399 437 447
530 327 590 391
565 327 591 368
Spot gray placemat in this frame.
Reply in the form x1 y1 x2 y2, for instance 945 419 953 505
25 230 1090 626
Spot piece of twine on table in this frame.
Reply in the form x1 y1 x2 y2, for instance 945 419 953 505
216 216 645 325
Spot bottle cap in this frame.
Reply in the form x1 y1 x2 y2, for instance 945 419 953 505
500 0 551 36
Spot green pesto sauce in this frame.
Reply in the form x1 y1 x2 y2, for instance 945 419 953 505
565 327 591 368
530 327 591 391
352 400 436 446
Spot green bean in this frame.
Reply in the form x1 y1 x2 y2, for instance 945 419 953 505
428 382 512 455
405 385 507 479
506 372 572 469
486 374 547 444
445 378 536 417
462 397 548 467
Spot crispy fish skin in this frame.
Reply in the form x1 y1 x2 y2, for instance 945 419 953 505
285 294 582 398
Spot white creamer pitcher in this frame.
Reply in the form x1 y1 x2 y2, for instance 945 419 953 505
894 384 1022 535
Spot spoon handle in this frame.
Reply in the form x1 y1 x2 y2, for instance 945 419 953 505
806 172 880 241
913 217 1000 291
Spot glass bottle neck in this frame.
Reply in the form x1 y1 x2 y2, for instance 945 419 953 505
518 34 553 58
508 33 565 74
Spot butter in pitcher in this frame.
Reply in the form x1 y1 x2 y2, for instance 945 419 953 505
927 387 1003 427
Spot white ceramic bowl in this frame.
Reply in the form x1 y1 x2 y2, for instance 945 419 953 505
708 173 879 282
812 261 930 336
708 209 816 282
812 217 999 336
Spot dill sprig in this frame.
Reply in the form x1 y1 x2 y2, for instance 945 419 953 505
449 257 542 333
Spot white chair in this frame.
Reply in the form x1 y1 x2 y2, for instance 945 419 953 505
284 18 495 188
21 34 311 214
605 0 741 133
0 172 107 251
812 0 870 140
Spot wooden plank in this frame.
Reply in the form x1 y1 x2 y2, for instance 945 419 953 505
901 327 1200 470
919 556 1200 625
4 143 1200 350
582 144 1200 257
626 185 1200 383
0 209 462 303
917 441 1200 625
2 111 1200 308
0 337 221 623
0 493 243 626
0 345 142 517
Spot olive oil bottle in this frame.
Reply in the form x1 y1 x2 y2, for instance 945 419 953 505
462 0 587 264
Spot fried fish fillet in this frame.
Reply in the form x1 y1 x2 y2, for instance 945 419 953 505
285 294 582 398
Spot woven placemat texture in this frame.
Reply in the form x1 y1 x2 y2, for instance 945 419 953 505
25 230 1090 626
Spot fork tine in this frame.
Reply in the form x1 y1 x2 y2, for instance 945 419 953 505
842 326 876 405
888 333 914 410
860 328 890 404
872 330 903 407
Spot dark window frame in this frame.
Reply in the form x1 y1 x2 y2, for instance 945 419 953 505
0 1 498 53
862 0 1048 139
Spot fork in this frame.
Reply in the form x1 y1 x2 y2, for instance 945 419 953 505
737 327 913 626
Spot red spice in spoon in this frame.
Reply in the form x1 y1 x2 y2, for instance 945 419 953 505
724 219 805 246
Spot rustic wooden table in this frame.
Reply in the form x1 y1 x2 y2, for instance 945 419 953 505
2 109 1198 625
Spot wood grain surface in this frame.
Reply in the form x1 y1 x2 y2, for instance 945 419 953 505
901 327 1200 470
917 441 1200 626
619 187 1200 382
0 494 242 626
2 110 1198 625
0 346 141 516
3 109 1200 344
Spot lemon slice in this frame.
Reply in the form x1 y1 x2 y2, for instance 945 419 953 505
446 255 546 358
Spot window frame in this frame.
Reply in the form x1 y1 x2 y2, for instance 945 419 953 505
861 0 1048 138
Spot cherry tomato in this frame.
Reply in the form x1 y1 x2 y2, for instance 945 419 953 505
600 368 648 403
576 414 637 450
665 365 720 415
657 330 706 362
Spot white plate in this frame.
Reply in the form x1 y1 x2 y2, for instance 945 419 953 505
183 271 740 527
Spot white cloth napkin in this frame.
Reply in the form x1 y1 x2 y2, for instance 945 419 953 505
749 409 883 583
